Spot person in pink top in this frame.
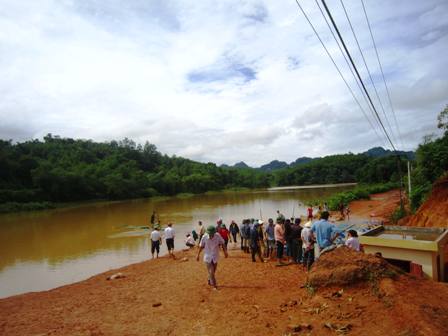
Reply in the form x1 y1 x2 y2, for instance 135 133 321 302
274 218 285 265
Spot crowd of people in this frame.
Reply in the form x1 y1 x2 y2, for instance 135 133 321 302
190 210 361 268
148 208 362 290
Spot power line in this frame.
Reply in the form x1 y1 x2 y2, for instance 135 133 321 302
313 0 386 146
320 0 397 152
321 0 404 211
360 0 404 150
293 0 384 145
338 0 399 148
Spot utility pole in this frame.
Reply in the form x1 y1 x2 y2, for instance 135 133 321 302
407 161 412 196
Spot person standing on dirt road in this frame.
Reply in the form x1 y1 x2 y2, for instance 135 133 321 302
229 220 240 244
311 211 339 258
197 225 228 290
164 222 176 259
249 220 265 263
274 218 286 265
150 226 162 259
196 221 205 245
301 221 315 270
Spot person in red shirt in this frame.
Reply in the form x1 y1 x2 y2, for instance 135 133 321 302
307 206 313 220
217 224 230 249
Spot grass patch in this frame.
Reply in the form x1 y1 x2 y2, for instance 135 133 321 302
309 182 400 210
0 201 56 213
175 193 195 198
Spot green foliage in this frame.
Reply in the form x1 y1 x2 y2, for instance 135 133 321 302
0 201 55 213
437 104 448 132
0 135 272 209
276 154 369 186
410 106 448 210
390 205 407 224
326 183 399 210
275 153 406 187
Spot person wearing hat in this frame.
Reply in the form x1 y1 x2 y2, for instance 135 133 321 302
249 220 265 263
196 225 228 290
301 221 315 271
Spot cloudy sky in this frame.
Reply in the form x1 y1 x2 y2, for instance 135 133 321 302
0 0 447 166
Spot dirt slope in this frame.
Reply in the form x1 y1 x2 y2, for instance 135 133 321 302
406 177 448 228
348 189 401 224
1 246 448 336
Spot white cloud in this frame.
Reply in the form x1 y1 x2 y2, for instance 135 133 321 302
0 0 447 165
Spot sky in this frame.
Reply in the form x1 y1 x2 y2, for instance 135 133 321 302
0 0 447 166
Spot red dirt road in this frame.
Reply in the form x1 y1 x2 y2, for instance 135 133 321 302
348 189 402 224
1 245 448 336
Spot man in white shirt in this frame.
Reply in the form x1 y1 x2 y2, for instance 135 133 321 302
185 233 195 248
196 225 228 290
301 221 315 271
150 227 161 259
164 223 176 259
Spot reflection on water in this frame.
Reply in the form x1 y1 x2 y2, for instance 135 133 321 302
0 186 352 298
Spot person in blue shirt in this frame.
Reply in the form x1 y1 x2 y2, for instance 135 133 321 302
311 211 339 257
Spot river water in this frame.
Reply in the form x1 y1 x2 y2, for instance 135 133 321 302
0 185 354 298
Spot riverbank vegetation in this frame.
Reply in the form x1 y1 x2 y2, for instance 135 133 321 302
409 105 448 211
1 107 446 213
0 135 273 213
324 182 400 211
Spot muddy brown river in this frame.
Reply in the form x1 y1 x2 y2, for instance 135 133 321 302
0 184 354 298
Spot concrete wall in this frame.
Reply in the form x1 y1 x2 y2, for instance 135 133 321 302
363 245 437 279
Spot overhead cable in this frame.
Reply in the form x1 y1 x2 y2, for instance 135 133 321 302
313 0 385 146
360 0 404 150
339 0 399 147
320 0 397 152
293 0 384 145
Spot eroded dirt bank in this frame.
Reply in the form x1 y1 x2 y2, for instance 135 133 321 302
348 189 401 224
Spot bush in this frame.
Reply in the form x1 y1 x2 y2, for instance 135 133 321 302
326 182 399 210
390 206 407 224
409 182 432 211
0 202 55 213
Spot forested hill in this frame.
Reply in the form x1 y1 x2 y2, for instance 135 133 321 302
0 135 413 206
0 135 270 204
0 123 445 212
275 153 407 186
225 147 414 172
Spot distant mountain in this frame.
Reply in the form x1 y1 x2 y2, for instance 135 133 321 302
220 161 251 169
363 147 415 160
233 161 251 169
290 157 316 167
221 147 415 172
259 160 288 172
